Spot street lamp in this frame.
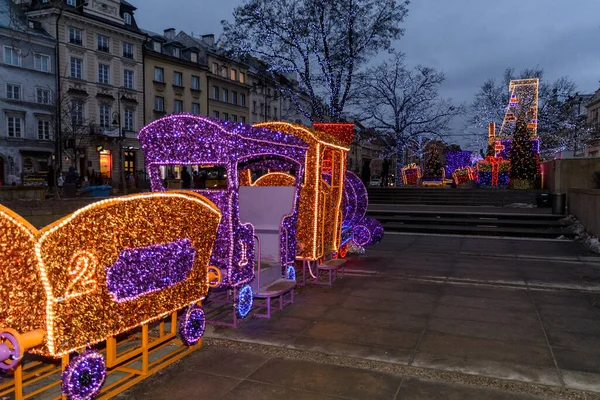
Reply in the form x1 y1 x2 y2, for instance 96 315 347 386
111 86 127 194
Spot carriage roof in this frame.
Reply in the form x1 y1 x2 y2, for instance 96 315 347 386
254 122 350 151
138 115 309 165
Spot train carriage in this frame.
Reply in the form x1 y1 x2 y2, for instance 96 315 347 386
0 191 221 399
138 115 308 324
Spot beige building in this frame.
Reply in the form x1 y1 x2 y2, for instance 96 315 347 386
176 32 250 123
143 29 208 123
24 0 145 189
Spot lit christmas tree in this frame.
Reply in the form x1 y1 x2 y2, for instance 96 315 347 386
424 147 443 178
509 118 537 183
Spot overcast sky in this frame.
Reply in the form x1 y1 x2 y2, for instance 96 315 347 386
135 0 600 147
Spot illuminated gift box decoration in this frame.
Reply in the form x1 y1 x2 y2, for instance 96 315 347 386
0 192 221 358
477 156 511 186
401 163 422 185
452 166 476 185
421 167 446 187
139 115 308 289
254 122 352 260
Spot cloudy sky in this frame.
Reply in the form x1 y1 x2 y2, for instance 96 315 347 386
135 0 600 146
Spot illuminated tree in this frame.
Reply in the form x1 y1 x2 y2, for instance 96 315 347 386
465 67 581 156
509 118 537 182
221 0 410 122
424 147 443 178
354 53 464 183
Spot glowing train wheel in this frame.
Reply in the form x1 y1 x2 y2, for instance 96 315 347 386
286 265 296 280
236 285 253 318
179 304 206 346
207 266 222 288
0 329 22 371
62 350 106 400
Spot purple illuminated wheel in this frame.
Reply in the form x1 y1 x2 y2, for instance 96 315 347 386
0 330 22 371
179 304 205 346
62 350 106 400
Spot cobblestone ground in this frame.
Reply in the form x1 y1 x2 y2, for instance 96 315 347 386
120 234 600 399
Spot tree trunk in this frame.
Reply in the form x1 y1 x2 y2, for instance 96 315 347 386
395 142 404 185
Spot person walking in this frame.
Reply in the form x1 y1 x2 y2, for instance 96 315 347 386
181 166 192 189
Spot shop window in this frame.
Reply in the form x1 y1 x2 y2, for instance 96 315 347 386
99 150 112 178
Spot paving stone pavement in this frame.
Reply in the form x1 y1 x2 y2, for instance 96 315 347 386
122 235 600 400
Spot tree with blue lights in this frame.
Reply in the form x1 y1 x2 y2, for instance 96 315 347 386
221 0 410 122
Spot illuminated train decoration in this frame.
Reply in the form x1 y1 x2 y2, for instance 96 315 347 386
0 192 222 399
138 115 309 325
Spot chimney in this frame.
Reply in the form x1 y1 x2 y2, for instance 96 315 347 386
201 34 215 46
164 28 175 40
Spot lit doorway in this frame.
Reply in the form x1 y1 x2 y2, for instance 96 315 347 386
124 151 136 175
99 150 112 180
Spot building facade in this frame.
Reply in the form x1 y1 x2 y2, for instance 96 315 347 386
176 32 250 124
0 0 56 186
143 28 208 123
23 0 145 187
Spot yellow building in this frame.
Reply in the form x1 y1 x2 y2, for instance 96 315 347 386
143 29 209 123
24 0 146 187
176 32 250 123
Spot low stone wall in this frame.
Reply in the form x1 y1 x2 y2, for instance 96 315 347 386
0 198 100 229
542 158 600 194
568 188 600 237
0 186 46 201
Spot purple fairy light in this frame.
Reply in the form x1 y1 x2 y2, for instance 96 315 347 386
138 114 308 289
106 239 196 302
179 305 205 346
353 217 384 246
61 350 106 400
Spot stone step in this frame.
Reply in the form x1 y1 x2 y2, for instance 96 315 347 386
372 215 568 229
382 223 575 239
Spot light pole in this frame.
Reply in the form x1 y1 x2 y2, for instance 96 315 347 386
112 86 127 194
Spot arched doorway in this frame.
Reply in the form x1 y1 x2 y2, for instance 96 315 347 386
0 156 4 186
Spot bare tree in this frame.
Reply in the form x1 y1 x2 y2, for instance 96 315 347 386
221 0 410 122
354 53 464 183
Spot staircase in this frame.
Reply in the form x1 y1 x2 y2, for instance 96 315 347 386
367 187 547 206
367 208 573 239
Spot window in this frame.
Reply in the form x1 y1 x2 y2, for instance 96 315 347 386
240 116 246 124
192 103 200 114
34 54 50 72
4 46 20 66
221 88 228 102
153 41 161 53
98 63 110 84
191 75 200 90
155 96 164 111
36 88 51 104
123 42 133 59
124 109 134 131
97 35 109 52
99 104 110 128
6 84 20 100
223 112 228 121
124 70 134 89
252 101 257 113
7 116 22 137
232 114 237 122
190 52 198 63
220 67 227 78
230 69 237 81
213 110 219 119
231 91 237 105
212 86 219 99
240 93 246 106
172 48 180 58
239 72 246 84
211 62 218 74
154 67 164 82
174 100 183 113
38 120 51 140
173 71 182 86
266 106 270 117
66 0 76 5
274 107 277 118
123 12 132 25
71 101 84 125
70 57 82 78
68 27 82 45
260 103 264 115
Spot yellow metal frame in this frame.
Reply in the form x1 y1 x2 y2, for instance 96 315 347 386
0 309 201 400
